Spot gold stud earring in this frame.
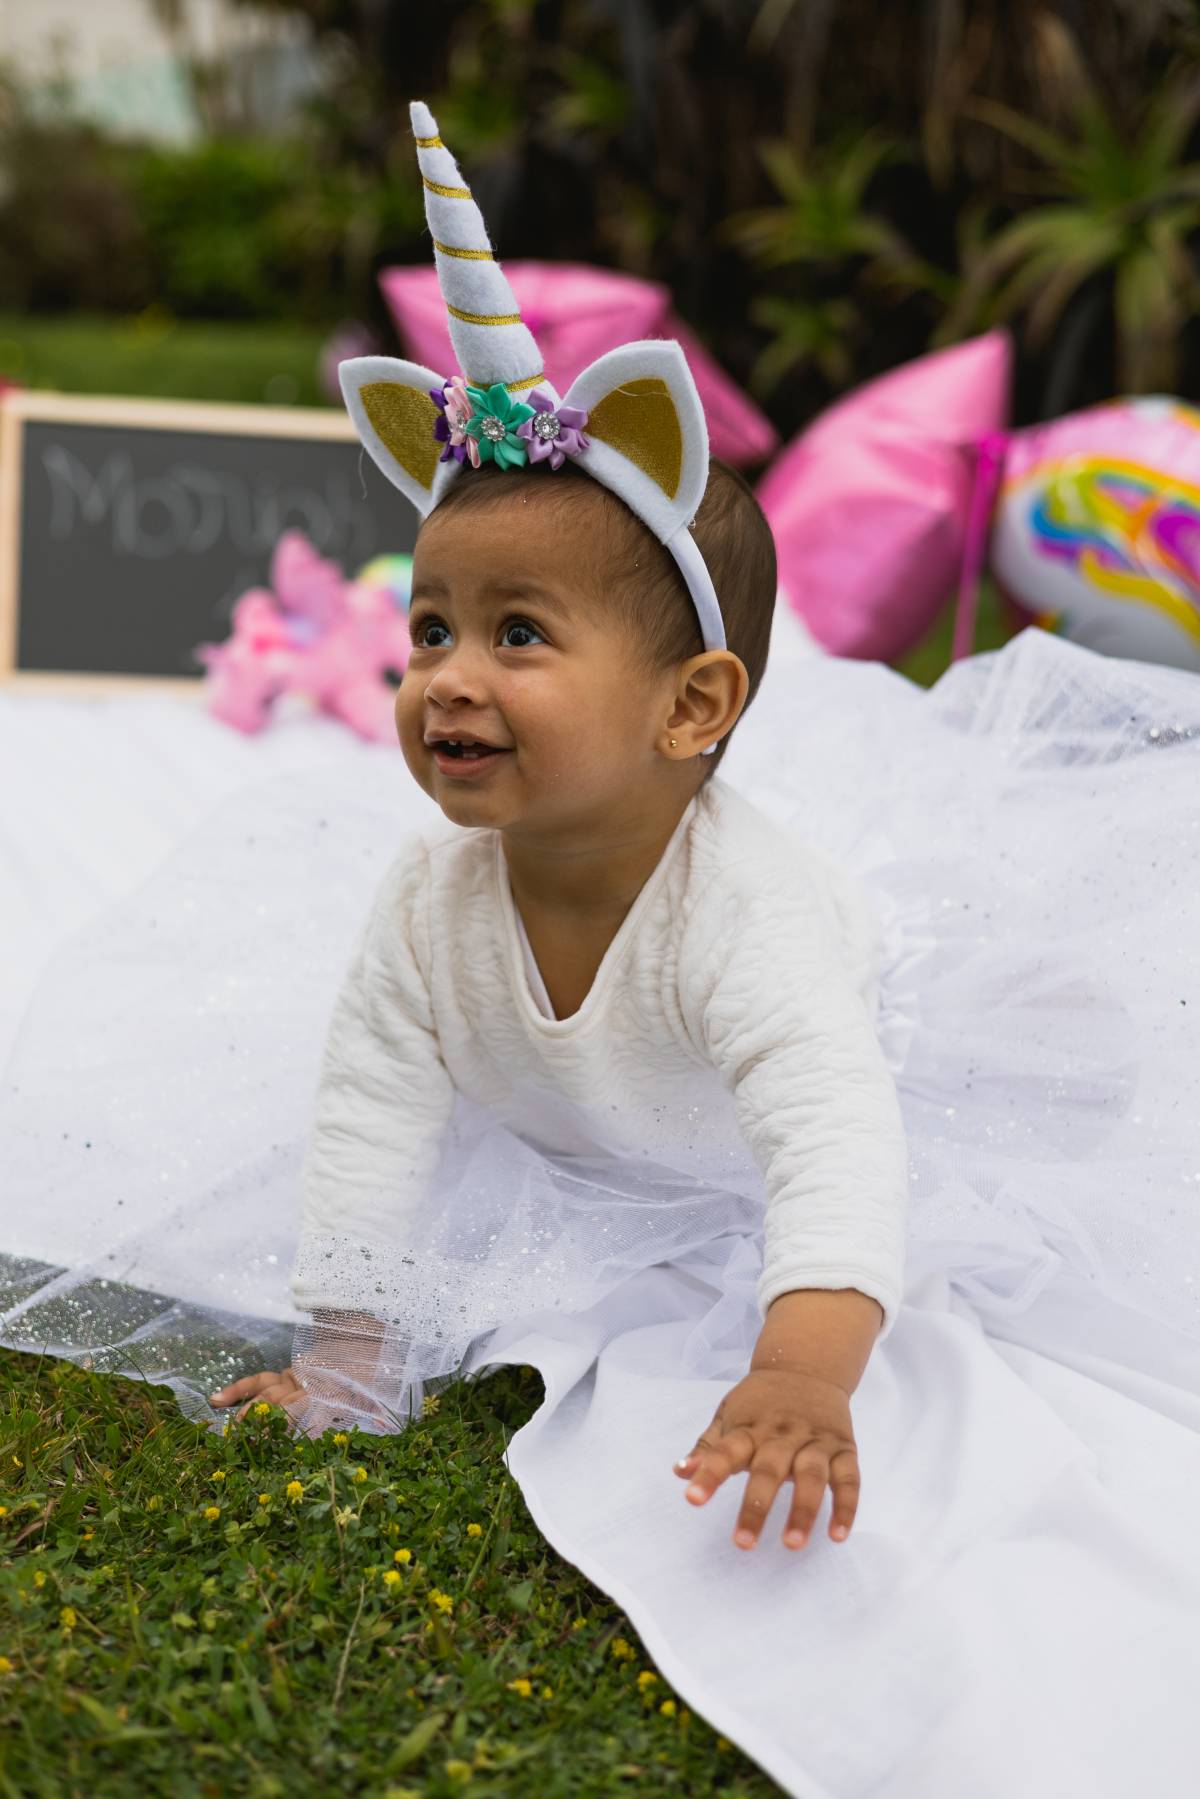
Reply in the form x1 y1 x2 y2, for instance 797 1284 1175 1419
669 738 678 749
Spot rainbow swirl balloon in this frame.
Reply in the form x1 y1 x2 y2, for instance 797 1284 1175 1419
992 398 1200 673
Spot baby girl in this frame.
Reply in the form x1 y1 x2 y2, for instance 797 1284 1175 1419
210 447 909 1556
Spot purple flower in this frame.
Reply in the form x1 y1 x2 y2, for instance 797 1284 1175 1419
429 376 475 463
515 388 590 471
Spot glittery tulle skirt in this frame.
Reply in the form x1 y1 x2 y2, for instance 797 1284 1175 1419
2 621 1199 1439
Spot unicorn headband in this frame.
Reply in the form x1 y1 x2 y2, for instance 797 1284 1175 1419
338 100 726 752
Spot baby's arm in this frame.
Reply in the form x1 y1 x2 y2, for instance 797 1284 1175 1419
674 846 908 1547
212 839 457 1433
679 845 907 1341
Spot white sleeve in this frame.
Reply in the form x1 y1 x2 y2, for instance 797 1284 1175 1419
679 848 908 1341
288 836 458 1312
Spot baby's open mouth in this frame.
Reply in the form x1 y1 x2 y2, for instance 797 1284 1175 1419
431 738 511 762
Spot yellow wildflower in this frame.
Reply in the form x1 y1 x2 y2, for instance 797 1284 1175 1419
393 1548 412 1565
203 1506 221 1521
571 1617 586 1631
610 1636 635 1660
421 1394 440 1416
332 1432 348 1446
382 1570 402 1589
211 1469 226 1483
221 1422 231 1436
660 1699 677 1718
444 1762 471 1781
506 1678 532 1697
33 1571 46 1589
59 1607 76 1631
429 1589 454 1614
258 1494 271 1507
254 1403 271 1417
0 1506 7 1518
146 1496 161 1511
0 1657 13 1674
466 1522 482 1538
716 1736 732 1752
285 1480 304 1501
541 1685 554 1699
10 1456 21 1469
80 1529 94 1542
350 1467 367 1484
637 1670 658 1690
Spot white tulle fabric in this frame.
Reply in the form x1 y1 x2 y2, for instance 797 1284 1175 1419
4 620 1200 1794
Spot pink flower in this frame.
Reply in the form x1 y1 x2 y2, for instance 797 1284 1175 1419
429 374 476 463
515 388 590 471
443 375 474 445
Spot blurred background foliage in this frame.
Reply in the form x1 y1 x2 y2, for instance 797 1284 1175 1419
2 0 1200 436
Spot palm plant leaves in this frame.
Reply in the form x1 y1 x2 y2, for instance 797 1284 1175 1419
722 131 920 394
722 131 908 268
941 72 1200 389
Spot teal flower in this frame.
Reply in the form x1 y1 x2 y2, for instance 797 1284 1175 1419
463 382 536 469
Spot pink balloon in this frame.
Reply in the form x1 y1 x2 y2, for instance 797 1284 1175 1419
378 260 778 468
756 331 1013 660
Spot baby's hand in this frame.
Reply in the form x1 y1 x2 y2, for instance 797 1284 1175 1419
209 1367 394 1439
210 1369 309 1427
673 1367 860 1551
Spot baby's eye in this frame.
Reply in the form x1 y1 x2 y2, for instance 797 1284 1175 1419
410 615 545 649
501 617 545 648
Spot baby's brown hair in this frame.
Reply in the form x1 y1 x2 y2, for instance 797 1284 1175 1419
422 453 777 781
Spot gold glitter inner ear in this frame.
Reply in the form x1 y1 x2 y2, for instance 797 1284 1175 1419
586 377 683 499
361 382 442 491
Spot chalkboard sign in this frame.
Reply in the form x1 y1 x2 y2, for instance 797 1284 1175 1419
0 389 416 695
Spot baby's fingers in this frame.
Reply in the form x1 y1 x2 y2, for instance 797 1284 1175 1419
781 1445 833 1548
233 1381 299 1424
826 1446 861 1542
209 1372 280 1408
784 1444 860 1547
680 1426 755 1506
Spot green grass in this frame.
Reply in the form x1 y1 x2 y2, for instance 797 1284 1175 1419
0 310 335 408
0 1349 779 1797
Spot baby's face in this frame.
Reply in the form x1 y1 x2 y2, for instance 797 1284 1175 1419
398 487 681 831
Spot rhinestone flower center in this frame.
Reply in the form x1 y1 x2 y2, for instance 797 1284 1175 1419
532 412 561 441
481 415 507 442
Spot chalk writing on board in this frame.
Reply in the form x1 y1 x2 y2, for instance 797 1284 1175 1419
41 444 377 562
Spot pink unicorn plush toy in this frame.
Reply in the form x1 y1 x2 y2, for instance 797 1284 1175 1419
193 531 413 744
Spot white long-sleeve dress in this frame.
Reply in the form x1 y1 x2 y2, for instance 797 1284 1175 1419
291 775 909 1340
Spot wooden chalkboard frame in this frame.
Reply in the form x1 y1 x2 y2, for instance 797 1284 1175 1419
0 388 370 699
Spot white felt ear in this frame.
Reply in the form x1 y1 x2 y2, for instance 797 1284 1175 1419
338 356 465 517
560 340 709 543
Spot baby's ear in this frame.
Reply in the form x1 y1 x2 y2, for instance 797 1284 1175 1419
338 356 463 516
560 340 709 543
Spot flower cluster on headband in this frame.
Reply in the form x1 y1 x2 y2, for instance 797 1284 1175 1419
430 378 589 472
